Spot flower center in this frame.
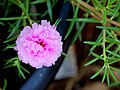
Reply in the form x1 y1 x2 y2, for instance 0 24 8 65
37 41 45 47
40 42 45 47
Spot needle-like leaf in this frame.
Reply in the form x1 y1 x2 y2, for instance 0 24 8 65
90 66 104 79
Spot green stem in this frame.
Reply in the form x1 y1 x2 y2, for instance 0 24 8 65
17 0 32 25
72 0 120 27
103 29 107 64
102 9 108 66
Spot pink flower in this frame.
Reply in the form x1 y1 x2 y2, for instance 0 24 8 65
14 20 63 69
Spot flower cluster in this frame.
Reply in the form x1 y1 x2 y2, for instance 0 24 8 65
14 20 63 69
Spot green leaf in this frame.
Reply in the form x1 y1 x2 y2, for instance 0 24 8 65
102 0 107 6
0 16 24 21
110 0 117 5
106 50 120 58
71 21 85 45
84 58 98 66
47 0 53 22
89 32 102 53
64 21 74 40
108 68 117 82
16 61 26 79
31 0 48 4
54 18 62 26
102 67 107 83
111 1 120 19
3 44 15 51
109 81 120 87
61 52 67 57
18 0 31 24
109 59 120 65
66 18 101 23
106 30 114 39
70 13 87 45
84 41 102 45
7 19 21 39
20 66 30 74
91 0 97 7
90 66 104 79
64 5 79 40
94 0 104 9
107 69 110 85
4 35 17 43
96 26 120 31
3 64 15 69
106 38 115 43
106 37 120 45
4 57 18 66
25 0 29 13
102 9 106 24
3 79 7 90
17 66 26 79
113 46 120 54
91 52 103 60
110 67 120 73
8 21 17 30
106 10 116 17
106 42 115 50
8 0 19 7
0 21 4 25
41 0 57 18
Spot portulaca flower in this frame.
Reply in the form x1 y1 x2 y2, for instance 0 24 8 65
14 20 63 69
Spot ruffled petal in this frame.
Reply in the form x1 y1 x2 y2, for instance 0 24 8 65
14 20 63 69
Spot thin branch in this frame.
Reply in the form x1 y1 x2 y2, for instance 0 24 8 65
72 0 120 27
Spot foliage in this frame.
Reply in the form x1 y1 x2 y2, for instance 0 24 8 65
1 0 120 89
70 0 120 86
